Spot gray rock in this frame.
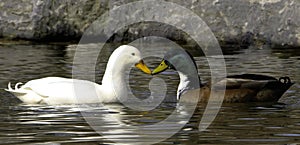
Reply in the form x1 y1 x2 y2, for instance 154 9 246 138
0 0 299 48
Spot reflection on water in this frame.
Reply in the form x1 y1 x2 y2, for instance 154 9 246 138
0 42 299 144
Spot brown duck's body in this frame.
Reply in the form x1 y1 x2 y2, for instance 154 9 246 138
151 50 294 103
181 74 294 103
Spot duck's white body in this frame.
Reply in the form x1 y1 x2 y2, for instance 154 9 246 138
6 77 114 104
5 45 150 105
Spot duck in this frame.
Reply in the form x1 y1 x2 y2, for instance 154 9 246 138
5 45 152 105
151 49 294 103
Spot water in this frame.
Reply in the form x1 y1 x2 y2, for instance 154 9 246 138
0 41 299 144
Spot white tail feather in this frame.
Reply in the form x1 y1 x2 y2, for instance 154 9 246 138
6 82 23 91
5 82 27 95
7 82 12 91
15 82 23 89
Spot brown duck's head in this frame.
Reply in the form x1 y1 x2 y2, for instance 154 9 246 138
151 48 198 76
151 59 174 75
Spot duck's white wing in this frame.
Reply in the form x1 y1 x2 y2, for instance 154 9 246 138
21 77 103 104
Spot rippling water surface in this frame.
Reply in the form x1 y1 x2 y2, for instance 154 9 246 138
0 41 299 144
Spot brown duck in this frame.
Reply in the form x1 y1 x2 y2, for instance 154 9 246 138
151 49 294 103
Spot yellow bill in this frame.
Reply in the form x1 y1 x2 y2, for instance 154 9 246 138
152 60 169 75
135 60 151 75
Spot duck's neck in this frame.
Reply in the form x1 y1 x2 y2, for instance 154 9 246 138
102 58 130 101
177 71 201 100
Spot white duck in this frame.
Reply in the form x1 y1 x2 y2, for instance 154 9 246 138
5 45 151 105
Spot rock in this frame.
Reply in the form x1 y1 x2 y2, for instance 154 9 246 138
0 0 299 48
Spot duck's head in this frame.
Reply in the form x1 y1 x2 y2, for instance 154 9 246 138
152 48 198 76
152 48 200 99
106 45 152 75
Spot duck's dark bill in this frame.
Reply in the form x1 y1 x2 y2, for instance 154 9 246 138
152 60 169 75
135 60 152 74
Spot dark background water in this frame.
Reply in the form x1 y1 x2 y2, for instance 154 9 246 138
0 41 299 144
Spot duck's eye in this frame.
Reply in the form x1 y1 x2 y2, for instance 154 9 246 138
131 53 135 56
